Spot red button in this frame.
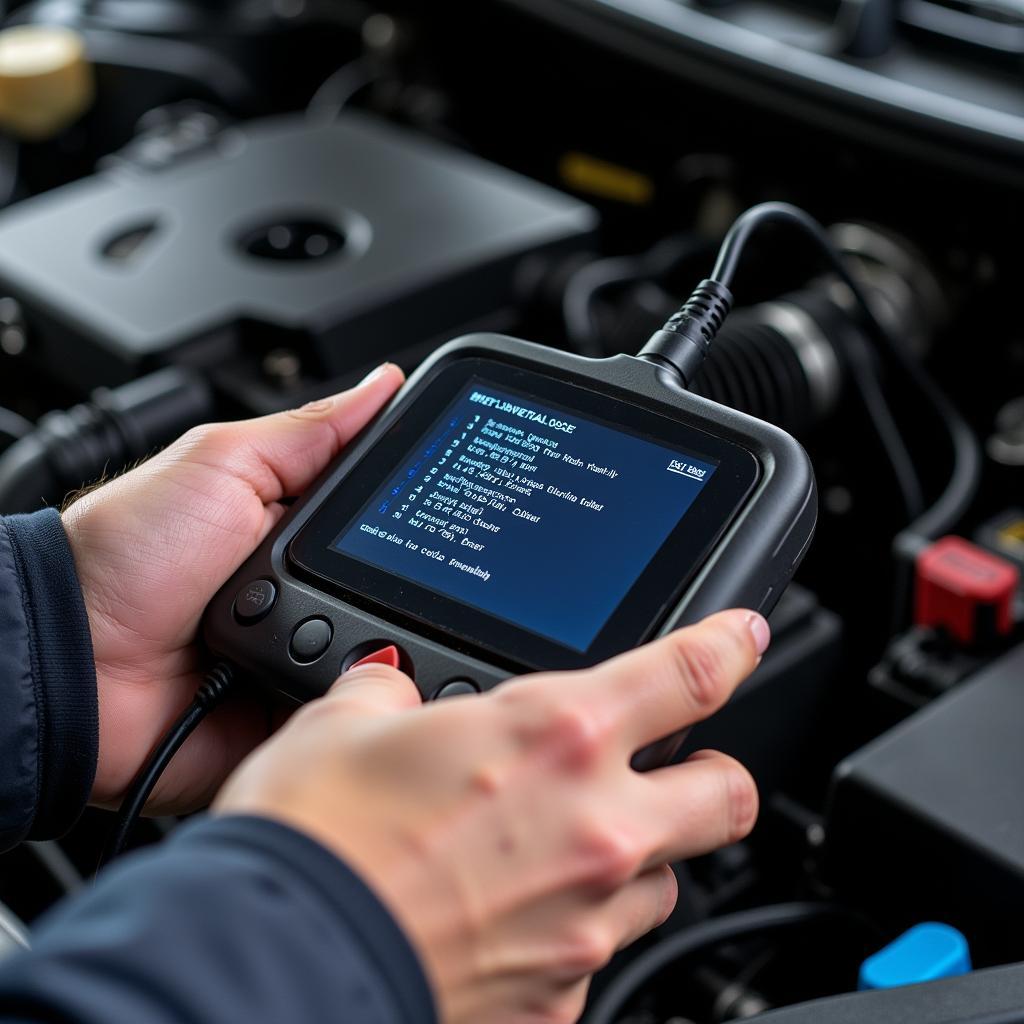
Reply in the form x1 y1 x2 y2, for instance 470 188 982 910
346 645 402 671
915 536 1019 646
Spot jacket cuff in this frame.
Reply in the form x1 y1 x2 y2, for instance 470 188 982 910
172 815 439 1024
5 508 98 839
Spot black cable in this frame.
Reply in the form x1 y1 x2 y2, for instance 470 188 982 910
0 406 31 450
27 841 84 894
713 203 983 626
562 234 708 357
838 331 925 519
100 663 235 867
640 202 980 566
0 135 20 210
710 204 840 288
307 57 379 121
0 900 27 952
641 203 924 518
0 368 212 514
584 902 856 1024
83 30 253 111
713 202 980 540
564 256 659 358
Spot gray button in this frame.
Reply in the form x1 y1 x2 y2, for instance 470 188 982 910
433 679 479 700
234 579 277 624
289 618 333 664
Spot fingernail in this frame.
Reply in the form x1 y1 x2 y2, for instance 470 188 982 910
340 664 376 678
359 363 393 387
746 612 771 656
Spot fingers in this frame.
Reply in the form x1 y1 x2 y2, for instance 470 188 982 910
590 609 769 753
543 868 677 991
325 663 423 716
603 864 679 952
639 750 758 868
177 362 404 503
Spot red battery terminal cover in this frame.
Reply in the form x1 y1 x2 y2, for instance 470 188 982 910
915 536 1020 646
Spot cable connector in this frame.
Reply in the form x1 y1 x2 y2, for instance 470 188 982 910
637 278 733 387
196 662 234 709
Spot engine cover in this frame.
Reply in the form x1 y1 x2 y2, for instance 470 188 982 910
826 641 1024 961
0 113 596 389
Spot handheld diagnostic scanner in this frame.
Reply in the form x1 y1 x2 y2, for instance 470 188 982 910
201 205 850 767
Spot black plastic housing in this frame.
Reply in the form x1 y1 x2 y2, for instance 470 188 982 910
756 963 1024 1023
0 114 596 391
204 334 816 748
826 640 1024 963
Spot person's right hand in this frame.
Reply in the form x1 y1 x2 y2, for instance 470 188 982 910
214 608 768 1024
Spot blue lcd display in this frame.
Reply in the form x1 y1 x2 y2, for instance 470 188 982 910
333 381 718 652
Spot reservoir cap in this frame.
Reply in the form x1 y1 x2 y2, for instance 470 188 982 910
0 26 94 140
859 922 971 991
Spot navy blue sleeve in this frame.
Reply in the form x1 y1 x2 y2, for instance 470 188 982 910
0 815 438 1024
0 509 97 849
0 512 437 1022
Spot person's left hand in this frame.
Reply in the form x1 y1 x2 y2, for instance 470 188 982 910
62 363 404 814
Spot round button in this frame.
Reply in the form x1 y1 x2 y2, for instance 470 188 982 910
233 579 277 625
432 679 479 700
289 618 333 664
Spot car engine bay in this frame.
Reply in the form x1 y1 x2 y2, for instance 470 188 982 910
0 1 1022 1020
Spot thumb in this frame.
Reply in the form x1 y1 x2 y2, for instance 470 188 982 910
326 664 424 717
178 362 405 503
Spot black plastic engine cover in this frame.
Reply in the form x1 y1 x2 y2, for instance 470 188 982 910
826 640 1024 963
758 962 1024 1023
0 113 597 389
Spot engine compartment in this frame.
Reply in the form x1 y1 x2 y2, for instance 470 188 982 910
0 1 1022 1019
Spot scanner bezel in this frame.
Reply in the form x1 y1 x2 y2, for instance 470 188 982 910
288 357 760 672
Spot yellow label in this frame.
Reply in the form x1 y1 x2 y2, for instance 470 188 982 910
558 152 654 205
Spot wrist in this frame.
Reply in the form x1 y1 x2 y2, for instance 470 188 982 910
62 506 166 809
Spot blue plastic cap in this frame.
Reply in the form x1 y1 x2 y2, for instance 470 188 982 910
859 923 972 991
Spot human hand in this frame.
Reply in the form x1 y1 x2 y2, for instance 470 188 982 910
62 363 405 812
215 608 768 1024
